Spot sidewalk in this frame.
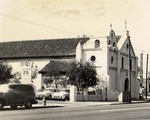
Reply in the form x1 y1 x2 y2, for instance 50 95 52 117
33 99 150 108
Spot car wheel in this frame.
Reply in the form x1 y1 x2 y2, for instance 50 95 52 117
0 100 4 110
64 96 69 101
25 100 32 109
10 105 17 110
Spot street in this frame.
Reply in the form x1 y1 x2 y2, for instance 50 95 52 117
1 101 150 120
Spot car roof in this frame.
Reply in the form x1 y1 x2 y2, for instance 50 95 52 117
0 83 34 87
45 87 58 90
60 88 69 90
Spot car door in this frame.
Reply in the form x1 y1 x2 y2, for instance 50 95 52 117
14 85 26 104
5 85 18 104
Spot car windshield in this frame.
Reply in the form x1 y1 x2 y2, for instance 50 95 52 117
44 88 57 92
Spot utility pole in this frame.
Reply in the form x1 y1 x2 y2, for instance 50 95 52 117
128 36 131 103
145 54 149 99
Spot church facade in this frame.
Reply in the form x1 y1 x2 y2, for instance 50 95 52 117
0 29 140 100
76 29 139 100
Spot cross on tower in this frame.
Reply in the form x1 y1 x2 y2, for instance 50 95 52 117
125 19 127 29
110 24 112 29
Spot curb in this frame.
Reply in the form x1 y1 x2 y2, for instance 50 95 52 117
111 101 149 105
33 100 150 108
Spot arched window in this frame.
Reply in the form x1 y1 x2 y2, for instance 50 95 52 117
113 42 115 47
124 78 129 91
95 39 100 48
121 57 124 68
111 56 114 64
111 33 113 40
108 40 111 45
130 59 132 70
126 43 129 49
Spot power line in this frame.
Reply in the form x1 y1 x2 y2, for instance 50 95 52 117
0 12 78 36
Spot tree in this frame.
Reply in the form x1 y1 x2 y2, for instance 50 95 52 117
43 60 70 88
0 63 13 84
12 71 21 83
67 61 98 91
59 77 69 88
43 77 53 86
31 65 38 82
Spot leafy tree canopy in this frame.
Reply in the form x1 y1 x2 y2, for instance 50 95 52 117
67 61 98 90
42 60 70 88
0 63 13 84
12 71 21 83
43 77 53 85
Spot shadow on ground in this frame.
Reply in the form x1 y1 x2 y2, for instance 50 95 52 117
0 105 63 111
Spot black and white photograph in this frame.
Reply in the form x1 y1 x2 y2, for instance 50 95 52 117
0 0 150 120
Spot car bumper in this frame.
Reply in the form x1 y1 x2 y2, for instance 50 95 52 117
36 95 47 99
52 96 64 99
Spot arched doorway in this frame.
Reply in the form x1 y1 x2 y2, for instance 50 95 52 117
124 78 129 91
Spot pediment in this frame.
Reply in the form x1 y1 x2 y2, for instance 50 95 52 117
120 37 135 57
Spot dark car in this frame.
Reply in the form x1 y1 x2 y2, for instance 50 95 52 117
0 83 38 110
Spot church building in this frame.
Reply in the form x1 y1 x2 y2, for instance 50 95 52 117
75 29 139 100
0 28 140 100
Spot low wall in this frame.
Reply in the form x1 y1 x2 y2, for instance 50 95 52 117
77 94 103 101
77 94 84 101
107 90 120 101
88 95 103 101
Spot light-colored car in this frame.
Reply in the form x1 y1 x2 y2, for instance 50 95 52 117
52 88 70 101
36 89 46 99
36 88 59 100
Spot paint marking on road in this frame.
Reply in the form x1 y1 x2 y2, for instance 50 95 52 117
98 106 150 113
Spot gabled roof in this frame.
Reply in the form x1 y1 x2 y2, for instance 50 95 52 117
39 60 71 74
118 35 136 57
0 37 89 59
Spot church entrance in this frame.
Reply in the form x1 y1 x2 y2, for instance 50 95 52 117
124 78 129 91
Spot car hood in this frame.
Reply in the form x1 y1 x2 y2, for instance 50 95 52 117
53 91 69 96
37 92 47 95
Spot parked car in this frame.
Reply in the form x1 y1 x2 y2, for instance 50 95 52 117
36 89 45 99
0 83 38 110
51 88 70 101
36 87 59 100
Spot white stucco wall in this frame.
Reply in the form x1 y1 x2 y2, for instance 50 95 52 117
6 59 50 89
82 37 108 73
78 32 140 100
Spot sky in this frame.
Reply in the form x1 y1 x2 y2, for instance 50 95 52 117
0 0 150 56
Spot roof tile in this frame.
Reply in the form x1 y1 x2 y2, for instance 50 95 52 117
0 38 89 59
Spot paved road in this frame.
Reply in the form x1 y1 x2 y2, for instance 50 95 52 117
1 102 150 120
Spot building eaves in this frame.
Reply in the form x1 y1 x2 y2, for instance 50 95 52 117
0 37 89 59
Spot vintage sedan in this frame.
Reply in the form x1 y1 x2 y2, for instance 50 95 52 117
51 88 70 101
36 88 59 100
